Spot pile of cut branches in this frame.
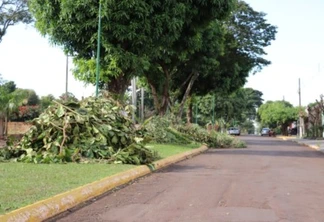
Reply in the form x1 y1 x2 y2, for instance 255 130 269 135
0 96 159 164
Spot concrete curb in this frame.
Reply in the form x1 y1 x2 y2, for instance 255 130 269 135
278 136 321 151
0 145 208 222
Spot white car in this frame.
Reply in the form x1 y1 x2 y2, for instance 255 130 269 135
227 127 240 136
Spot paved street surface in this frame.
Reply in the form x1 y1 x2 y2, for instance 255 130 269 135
51 136 324 222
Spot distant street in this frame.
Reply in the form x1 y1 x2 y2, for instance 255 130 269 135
51 136 324 222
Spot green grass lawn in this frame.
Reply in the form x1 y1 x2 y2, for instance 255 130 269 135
149 143 202 158
0 143 201 215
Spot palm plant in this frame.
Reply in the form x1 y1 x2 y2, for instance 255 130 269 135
0 88 27 136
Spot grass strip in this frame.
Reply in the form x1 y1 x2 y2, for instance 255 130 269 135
0 143 201 214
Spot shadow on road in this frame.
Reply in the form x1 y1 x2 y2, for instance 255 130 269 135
241 138 298 147
157 164 208 173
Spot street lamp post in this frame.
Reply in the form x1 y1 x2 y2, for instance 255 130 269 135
95 0 102 97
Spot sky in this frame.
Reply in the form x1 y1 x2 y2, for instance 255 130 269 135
0 0 324 106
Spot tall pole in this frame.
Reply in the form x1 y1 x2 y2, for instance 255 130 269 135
95 0 102 97
298 78 303 138
212 96 215 124
195 103 198 124
141 87 144 122
131 78 136 122
65 55 68 99
298 78 301 108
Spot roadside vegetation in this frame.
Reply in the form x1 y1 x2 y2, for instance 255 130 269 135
0 0 279 215
0 143 200 214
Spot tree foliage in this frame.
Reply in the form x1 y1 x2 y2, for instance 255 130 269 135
0 79 27 135
14 88 40 105
258 101 299 135
1 81 16 93
29 0 277 117
0 0 32 43
146 0 276 116
196 88 263 128
59 92 79 103
40 94 55 111
29 0 235 98
174 0 276 118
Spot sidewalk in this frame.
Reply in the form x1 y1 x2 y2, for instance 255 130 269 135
279 136 324 153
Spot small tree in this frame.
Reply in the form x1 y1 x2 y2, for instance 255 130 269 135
0 87 27 136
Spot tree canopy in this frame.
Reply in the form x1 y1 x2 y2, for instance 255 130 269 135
258 100 299 135
29 0 277 117
0 0 32 43
30 0 235 97
171 1 276 118
197 87 263 126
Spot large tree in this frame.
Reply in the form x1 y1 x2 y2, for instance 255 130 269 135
29 0 235 99
0 0 32 42
173 0 276 120
258 101 299 135
196 87 263 126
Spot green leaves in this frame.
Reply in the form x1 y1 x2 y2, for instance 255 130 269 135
0 0 33 43
258 100 299 130
55 105 65 117
1 96 159 164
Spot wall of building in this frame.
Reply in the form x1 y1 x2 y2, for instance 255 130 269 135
7 122 32 135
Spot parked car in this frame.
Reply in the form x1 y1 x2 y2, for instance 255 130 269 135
288 127 297 135
261 128 276 137
261 128 270 136
227 127 240 136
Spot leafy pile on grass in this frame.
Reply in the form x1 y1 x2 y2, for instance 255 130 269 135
144 115 246 148
0 97 159 164
175 124 246 148
144 115 192 144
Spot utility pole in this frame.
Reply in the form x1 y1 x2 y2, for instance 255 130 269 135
141 87 144 122
131 78 137 122
95 1 102 97
195 103 198 124
212 96 215 124
298 78 303 138
65 55 69 100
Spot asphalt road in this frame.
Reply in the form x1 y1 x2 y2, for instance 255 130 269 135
51 136 324 222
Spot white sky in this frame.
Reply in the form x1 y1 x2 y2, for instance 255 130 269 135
0 0 324 106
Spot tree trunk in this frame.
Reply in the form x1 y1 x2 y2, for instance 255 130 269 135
106 74 131 100
148 81 170 116
4 115 8 137
146 64 171 116
281 124 288 136
0 118 4 138
186 96 193 124
177 72 199 120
